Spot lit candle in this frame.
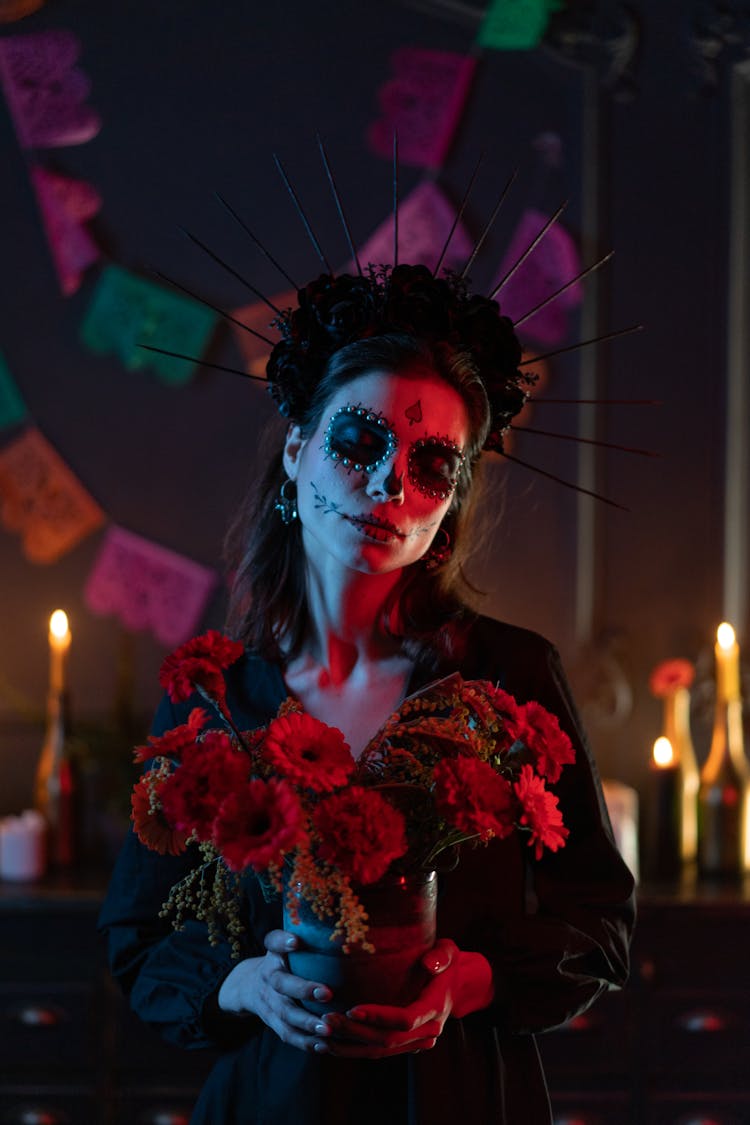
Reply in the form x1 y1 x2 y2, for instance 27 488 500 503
715 622 740 702
650 736 682 880
48 610 71 696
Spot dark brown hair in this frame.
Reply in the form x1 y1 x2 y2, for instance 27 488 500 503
224 334 490 666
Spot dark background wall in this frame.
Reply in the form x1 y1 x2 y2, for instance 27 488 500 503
0 0 744 841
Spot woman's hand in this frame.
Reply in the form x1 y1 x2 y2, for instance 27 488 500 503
322 939 494 1059
217 929 333 1053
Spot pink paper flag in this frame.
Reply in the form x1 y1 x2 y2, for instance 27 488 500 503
356 180 473 274
84 525 219 648
490 208 582 346
30 165 101 296
0 426 105 564
0 30 100 149
368 48 476 170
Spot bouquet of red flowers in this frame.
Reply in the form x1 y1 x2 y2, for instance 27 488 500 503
132 631 575 956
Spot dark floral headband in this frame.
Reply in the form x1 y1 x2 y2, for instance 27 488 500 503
266 263 533 454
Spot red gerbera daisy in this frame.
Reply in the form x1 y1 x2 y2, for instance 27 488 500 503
133 707 210 764
433 756 515 842
517 701 575 784
263 711 354 792
131 774 191 856
159 630 245 710
313 787 407 885
212 777 307 872
159 730 249 841
514 764 569 860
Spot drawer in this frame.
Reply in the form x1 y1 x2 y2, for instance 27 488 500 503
0 1086 102 1125
645 1093 750 1124
538 989 632 1077
115 1088 203 1125
644 990 750 1082
0 983 100 1077
550 1092 633 1125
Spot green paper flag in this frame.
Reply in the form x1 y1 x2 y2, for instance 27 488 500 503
0 352 27 430
80 265 218 386
478 0 561 51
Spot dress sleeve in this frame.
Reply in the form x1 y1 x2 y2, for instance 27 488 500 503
440 626 636 1036
97 692 263 1051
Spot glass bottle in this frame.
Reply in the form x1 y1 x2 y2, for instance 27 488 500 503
698 627 748 877
34 688 79 868
662 686 699 863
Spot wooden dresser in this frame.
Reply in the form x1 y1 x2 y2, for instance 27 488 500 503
1 871 748 1124
540 874 750 1125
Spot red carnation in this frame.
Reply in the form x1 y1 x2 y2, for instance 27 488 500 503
313 787 407 885
649 658 695 698
133 707 210 764
159 630 244 710
159 730 249 841
131 775 191 856
263 711 354 792
517 701 575 784
514 764 569 860
433 756 515 842
212 777 306 872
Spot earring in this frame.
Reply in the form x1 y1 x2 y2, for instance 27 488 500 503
275 479 298 524
423 527 451 571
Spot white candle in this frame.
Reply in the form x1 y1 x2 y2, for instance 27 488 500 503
48 610 71 696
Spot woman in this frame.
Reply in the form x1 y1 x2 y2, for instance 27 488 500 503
99 265 635 1124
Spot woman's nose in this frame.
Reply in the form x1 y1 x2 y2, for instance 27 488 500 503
365 458 405 502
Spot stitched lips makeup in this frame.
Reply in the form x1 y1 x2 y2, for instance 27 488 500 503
345 514 405 542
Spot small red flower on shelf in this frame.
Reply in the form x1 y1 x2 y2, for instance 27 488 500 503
648 658 695 698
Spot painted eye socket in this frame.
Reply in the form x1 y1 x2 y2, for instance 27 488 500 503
408 438 465 499
323 406 398 472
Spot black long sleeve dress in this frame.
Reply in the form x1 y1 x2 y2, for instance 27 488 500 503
98 614 636 1125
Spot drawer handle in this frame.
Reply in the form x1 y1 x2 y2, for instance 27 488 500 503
676 1009 728 1033
4 1108 70 1124
13 1005 67 1027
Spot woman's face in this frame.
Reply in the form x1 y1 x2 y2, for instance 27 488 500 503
283 368 470 578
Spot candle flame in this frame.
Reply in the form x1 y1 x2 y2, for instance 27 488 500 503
717 621 736 649
653 736 675 768
49 609 69 638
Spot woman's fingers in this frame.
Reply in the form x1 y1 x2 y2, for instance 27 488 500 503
421 938 458 975
263 928 299 954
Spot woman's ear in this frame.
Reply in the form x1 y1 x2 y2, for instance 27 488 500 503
282 424 306 481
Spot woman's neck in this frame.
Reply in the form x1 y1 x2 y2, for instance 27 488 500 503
296 559 406 686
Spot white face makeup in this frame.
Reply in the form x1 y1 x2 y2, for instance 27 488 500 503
283 369 470 578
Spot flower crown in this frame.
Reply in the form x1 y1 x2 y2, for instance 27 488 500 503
266 263 534 454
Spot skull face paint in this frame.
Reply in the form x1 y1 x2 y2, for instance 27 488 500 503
322 406 398 473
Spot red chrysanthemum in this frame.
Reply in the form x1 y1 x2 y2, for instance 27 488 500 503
133 707 210 764
131 774 191 856
516 701 576 784
159 630 245 709
159 730 249 841
313 787 407 885
649 658 695 698
433 756 515 842
212 777 307 872
263 711 354 792
514 764 569 860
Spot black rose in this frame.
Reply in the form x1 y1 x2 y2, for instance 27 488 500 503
383 265 455 338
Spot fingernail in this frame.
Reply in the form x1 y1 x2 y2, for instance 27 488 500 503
285 936 297 950
426 958 442 973
314 1041 328 1053
313 986 332 1002
314 1022 329 1036
346 1007 366 1021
